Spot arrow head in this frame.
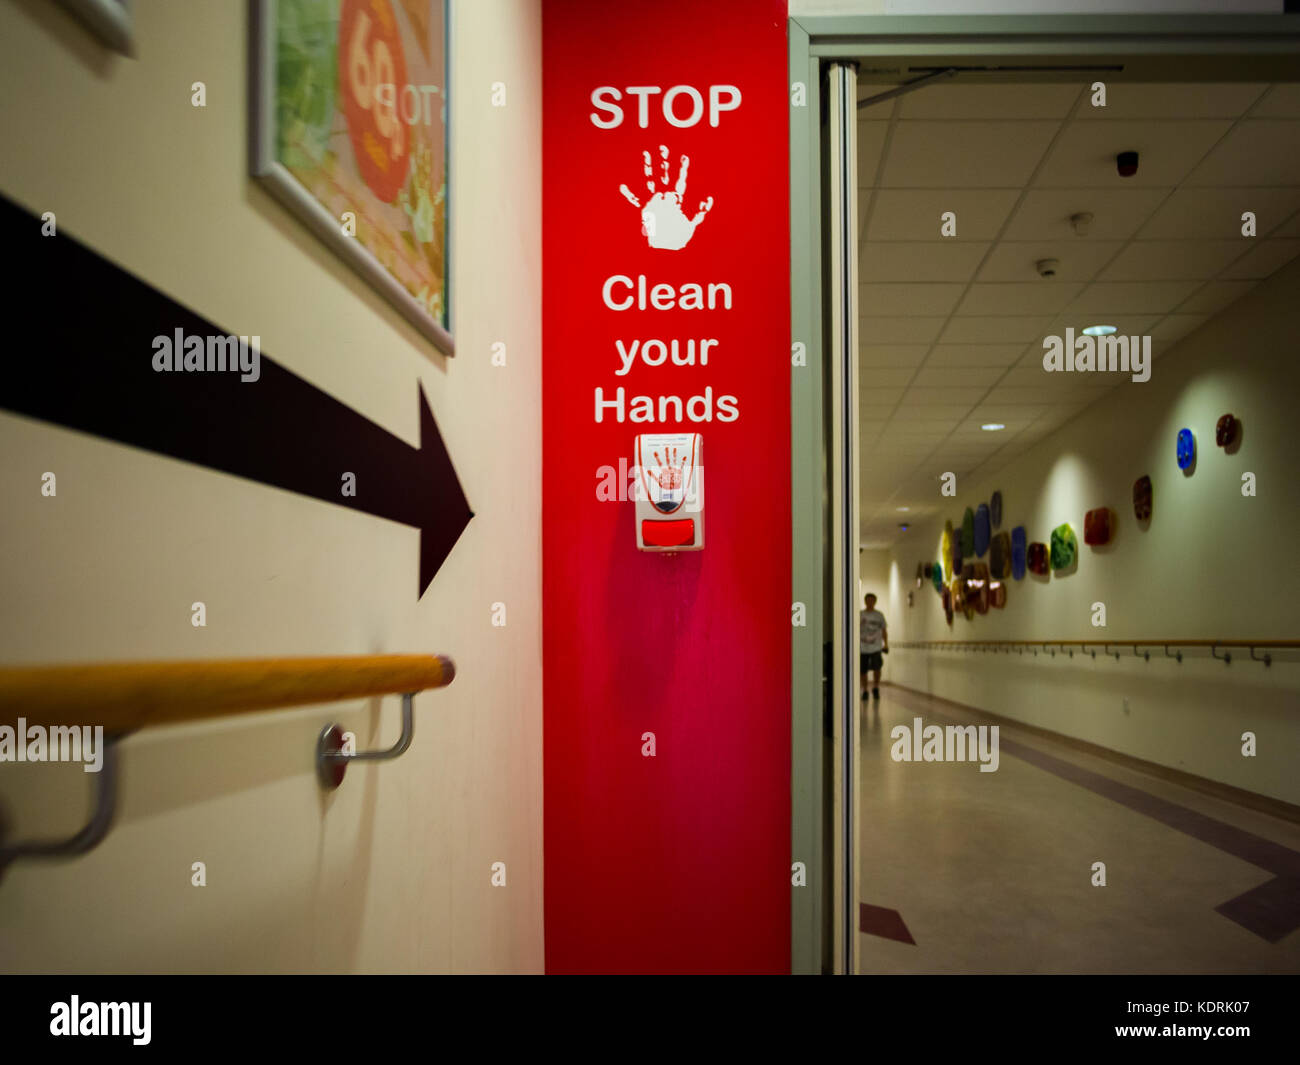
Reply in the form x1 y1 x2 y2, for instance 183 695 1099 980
416 382 473 598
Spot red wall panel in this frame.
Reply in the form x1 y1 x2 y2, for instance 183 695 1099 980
542 0 791 973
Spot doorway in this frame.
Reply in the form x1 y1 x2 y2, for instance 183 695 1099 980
790 11 1300 975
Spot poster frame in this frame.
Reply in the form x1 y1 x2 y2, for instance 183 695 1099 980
249 0 454 354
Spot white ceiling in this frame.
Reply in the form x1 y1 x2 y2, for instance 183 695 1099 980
855 80 1300 547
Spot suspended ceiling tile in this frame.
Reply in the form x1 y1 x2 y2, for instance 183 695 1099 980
899 386 987 406
1252 84 1300 119
899 470 948 489
886 417 962 433
939 317 1052 344
926 342 1033 367
866 472 930 490
956 281 1084 316
870 450 934 464
992 372 1118 403
865 189 1021 241
1002 188 1169 241
947 422 1016 440
859 317 947 344
883 442 946 457
910 365 1006 388
951 428 1029 448
976 240 1122 283
973 454 1017 477
984 386 1077 405
859 241 989 283
860 282 966 316
1065 281 1200 314
1174 280 1258 316
966 405 1049 424
861 404 900 421
886 431 950 444
1186 121 1300 186
859 367 918 388
1037 313 1161 341
882 121 1059 188
854 386 906 405
899 404 980 420
1032 404 1094 428
1076 83 1268 121
1150 314 1210 345
1272 211 1300 238
1098 240 1246 282
896 82 1082 121
1136 186 1300 240
927 463 979 479
857 121 890 187
1218 238 1300 280
1033 119 1232 188
999 364 1085 388
862 473 912 491
865 458 922 474
861 343 932 367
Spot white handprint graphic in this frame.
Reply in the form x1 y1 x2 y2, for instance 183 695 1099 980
619 146 714 251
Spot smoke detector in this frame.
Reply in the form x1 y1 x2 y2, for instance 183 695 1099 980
1070 212 1094 237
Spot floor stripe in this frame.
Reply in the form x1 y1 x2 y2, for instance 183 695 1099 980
888 687 1300 942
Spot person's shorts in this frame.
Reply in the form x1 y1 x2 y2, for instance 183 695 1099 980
860 651 883 673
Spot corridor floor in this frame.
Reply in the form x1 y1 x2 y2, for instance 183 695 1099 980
857 685 1300 973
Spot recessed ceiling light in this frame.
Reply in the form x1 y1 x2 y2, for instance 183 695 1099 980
1082 324 1117 336
981 423 1005 431
897 506 910 512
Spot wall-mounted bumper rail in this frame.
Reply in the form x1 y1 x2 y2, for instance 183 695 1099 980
892 639 1297 666
0 654 455 880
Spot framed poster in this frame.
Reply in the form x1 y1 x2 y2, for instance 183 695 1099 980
56 0 135 54
250 0 452 353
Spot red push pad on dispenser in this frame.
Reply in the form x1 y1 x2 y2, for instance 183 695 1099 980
642 519 696 547
635 433 704 551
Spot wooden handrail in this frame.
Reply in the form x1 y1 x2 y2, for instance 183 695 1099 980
0 654 455 731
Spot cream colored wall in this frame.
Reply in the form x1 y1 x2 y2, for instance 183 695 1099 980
878 256 1300 805
0 0 543 972
858 549 892 611
789 1 1280 14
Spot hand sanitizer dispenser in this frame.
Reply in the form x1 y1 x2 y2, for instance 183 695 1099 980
635 432 704 551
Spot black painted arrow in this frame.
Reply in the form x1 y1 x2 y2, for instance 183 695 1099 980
0 192 471 597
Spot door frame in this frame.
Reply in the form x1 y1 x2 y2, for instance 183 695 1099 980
788 10 1300 976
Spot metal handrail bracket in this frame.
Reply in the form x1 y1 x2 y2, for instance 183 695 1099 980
317 692 417 789
0 732 124 883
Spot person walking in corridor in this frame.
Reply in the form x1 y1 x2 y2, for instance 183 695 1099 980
860 593 888 701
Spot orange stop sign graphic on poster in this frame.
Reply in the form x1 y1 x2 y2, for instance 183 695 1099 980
339 0 410 204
